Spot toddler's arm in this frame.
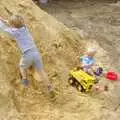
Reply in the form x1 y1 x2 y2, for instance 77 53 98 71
81 62 94 68
0 17 14 35
0 17 8 24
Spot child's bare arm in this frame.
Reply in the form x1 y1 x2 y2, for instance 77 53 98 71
0 16 8 24
81 63 94 68
0 16 13 35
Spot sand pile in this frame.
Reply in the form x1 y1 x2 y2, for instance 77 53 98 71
0 0 120 120
0 0 84 119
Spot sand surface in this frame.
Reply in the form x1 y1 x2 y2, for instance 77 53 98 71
0 0 120 120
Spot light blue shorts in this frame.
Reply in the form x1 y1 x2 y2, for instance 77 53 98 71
19 49 43 71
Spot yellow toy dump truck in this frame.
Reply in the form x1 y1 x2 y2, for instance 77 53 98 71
68 69 96 92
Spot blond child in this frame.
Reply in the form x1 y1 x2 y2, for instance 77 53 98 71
80 48 96 74
80 48 108 92
0 15 54 95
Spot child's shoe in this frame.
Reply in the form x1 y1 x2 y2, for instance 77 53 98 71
48 85 56 100
20 79 29 88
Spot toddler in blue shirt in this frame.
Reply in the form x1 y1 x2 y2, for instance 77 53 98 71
80 48 96 74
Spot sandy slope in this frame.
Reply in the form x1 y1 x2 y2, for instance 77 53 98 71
42 0 120 70
0 0 120 120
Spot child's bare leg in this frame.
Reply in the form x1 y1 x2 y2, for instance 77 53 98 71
87 68 94 75
33 53 55 98
37 69 56 99
36 69 53 92
19 67 29 87
83 67 94 76
83 67 88 72
19 56 29 87
91 84 106 92
19 67 27 79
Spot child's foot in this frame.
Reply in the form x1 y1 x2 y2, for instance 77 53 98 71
47 85 56 100
20 79 29 88
48 84 54 91
94 85 107 92
49 90 56 100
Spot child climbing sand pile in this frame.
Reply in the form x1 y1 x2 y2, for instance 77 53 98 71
0 15 55 98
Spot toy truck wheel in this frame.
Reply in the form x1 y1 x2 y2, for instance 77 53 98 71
75 81 79 86
68 77 74 85
77 84 82 92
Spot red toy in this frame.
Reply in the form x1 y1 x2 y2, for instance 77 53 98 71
105 72 118 81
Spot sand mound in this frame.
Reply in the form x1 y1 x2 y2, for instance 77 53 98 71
0 0 120 120
0 0 84 119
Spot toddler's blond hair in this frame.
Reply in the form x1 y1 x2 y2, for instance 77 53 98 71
8 15 25 28
87 48 97 53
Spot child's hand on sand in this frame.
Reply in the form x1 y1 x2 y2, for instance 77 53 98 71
0 17 8 23
0 16 5 21
92 85 108 92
